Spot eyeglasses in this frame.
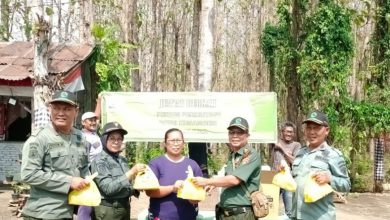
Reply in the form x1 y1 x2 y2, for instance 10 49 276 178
228 130 247 136
108 137 123 142
167 139 183 144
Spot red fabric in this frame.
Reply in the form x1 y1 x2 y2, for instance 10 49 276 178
0 78 32 86
63 66 82 84
0 65 81 86
0 104 5 135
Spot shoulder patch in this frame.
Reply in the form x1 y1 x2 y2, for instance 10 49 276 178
241 148 251 165
96 163 109 174
27 142 40 159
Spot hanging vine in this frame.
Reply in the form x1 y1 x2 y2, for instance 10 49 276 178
261 0 390 191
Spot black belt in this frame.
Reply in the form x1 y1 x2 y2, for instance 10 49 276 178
100 198 129 207
218 206 252 217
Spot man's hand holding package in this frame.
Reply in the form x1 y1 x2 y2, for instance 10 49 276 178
70 177 90 191
313 171 331 185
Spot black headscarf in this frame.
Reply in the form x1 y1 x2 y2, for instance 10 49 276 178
101 132 125 157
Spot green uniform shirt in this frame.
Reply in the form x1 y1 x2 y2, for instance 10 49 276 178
21 123 88 219
220 145 261 208
291 142 350 220
90 150 133 200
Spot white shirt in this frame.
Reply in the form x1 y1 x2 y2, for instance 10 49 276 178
82 129 103 164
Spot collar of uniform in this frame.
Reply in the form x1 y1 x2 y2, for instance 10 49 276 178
308 141 328 153
49 123 75 136
232 146 244 155
233 146 251 159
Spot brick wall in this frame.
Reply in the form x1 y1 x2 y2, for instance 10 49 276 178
0 142 23 181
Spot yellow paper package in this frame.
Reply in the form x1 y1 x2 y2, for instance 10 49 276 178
177 166 206 201
68 172 101 206
272 160 297 192
304 175 333 203
133 166 160 190
272 170 297 192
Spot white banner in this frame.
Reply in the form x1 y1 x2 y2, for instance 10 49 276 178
101 92 277 143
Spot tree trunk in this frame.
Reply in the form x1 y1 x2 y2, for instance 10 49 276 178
56 0 62 42
190 0 201 91
0 0 10 40
21 0 32 41
128 0 141 92
80 0 94 44
147 0 159 91
32 15 51 130
198 0 213 92
63 0 75 42
286 0 302 139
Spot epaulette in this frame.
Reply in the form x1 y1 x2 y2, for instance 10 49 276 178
295 146 307 156
329 147 343 156
30 127 44 136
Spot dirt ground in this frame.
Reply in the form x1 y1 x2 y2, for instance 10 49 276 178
1 184 389 220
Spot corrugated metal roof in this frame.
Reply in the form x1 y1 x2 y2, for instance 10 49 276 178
0 41 94 81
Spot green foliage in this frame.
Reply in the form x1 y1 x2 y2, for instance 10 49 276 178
261 0 390 192
11 182 30 194
370 0 390 89
91 24 138 92
299 2 353 107
350 153 372 192
352 173 371 192
262 23 292 66
207 144 230 176
45 7 54 16
125 142 164 167
207 153 224 175
261 1 294 72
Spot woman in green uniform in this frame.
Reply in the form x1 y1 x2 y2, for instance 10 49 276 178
91 122 145 220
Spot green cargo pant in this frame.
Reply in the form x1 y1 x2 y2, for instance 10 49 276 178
93 201 130 220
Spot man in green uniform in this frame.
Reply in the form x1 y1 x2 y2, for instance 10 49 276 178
291 110 350 220
21 90 90 220
193 117 261 220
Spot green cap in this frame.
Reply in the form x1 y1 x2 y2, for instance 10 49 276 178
302 110 329 126
227 117 249 131
49 90 78 106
